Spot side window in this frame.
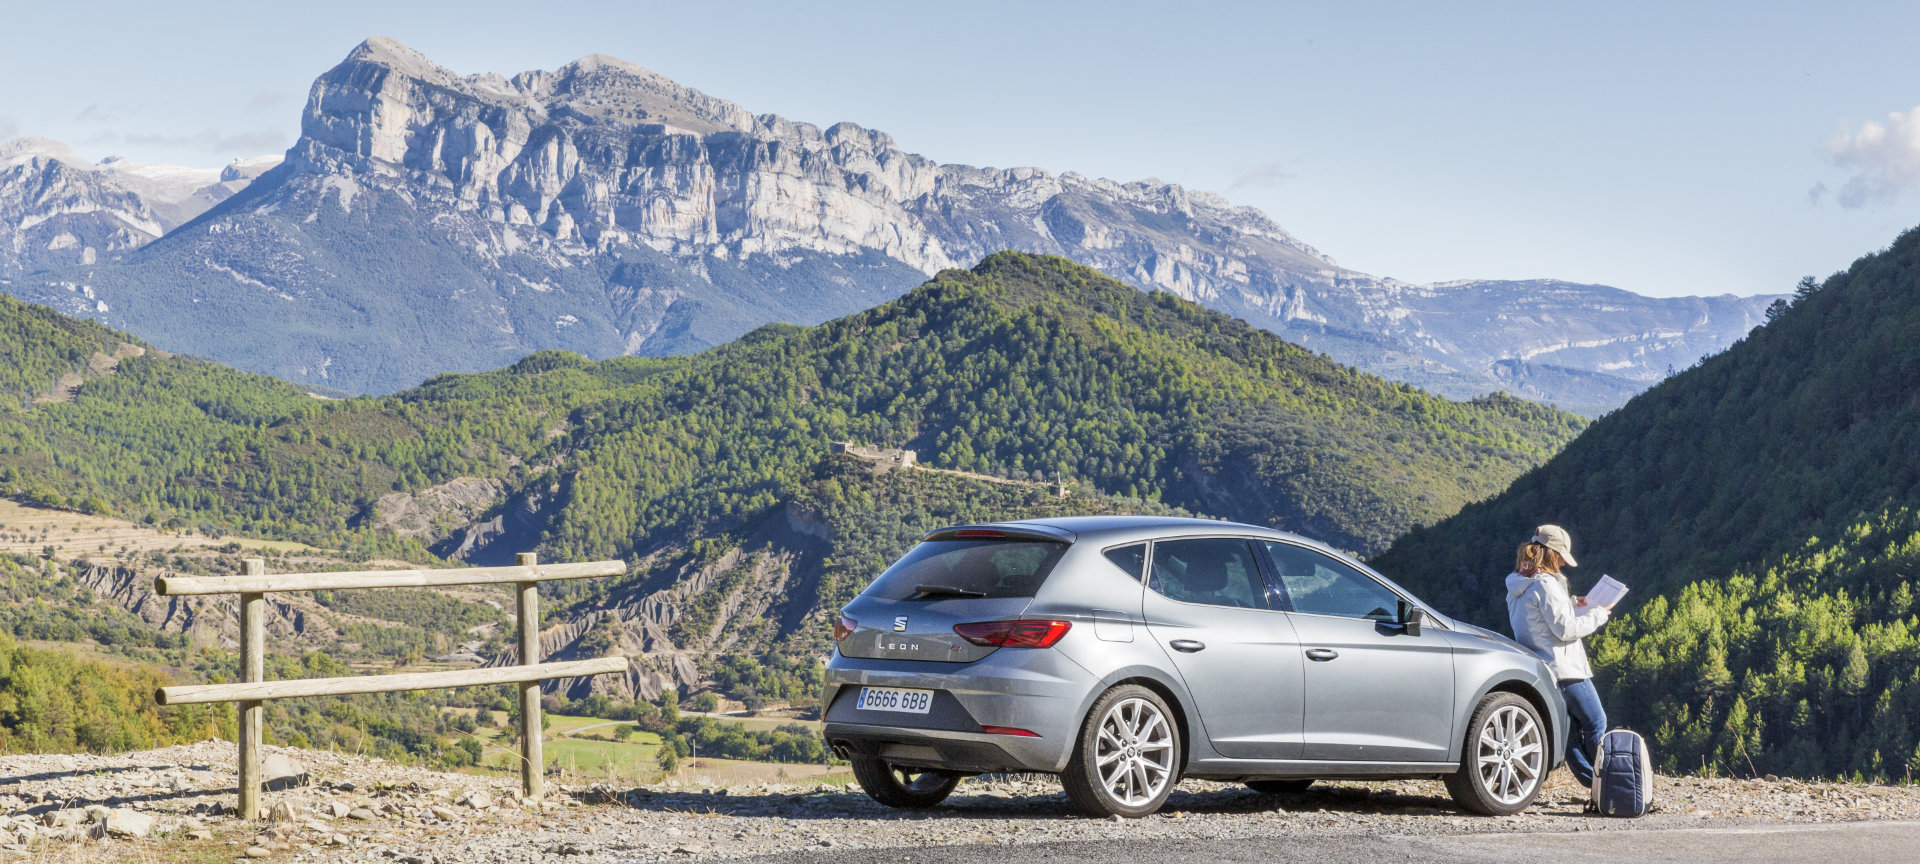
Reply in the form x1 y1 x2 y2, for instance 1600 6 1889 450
1102 543 1147 581
1263 541 1401 621
1149 538 1267 609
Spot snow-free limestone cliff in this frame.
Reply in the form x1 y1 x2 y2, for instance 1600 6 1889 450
4 37 1772 409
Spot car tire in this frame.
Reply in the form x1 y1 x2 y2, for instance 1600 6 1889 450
1444 691 1547 816
1061 684 1182 818
1246 778 1314 795
849 755 959 809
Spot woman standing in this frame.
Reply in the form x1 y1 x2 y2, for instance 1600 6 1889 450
1504 524 1615 788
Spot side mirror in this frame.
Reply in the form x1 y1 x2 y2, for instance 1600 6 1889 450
1398 600 1425 637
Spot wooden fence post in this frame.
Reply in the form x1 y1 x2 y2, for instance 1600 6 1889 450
516 552 543 799
238 558 266 821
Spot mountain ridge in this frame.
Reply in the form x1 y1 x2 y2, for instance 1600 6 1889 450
1 37 1773 406
0 137 279 276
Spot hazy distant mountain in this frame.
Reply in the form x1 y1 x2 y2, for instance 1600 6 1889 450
0 137 277 277
2 37 1773 405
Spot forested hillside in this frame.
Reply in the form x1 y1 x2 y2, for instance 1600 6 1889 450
0 252 1580 563
520 252 1580 560
0 630 205 753
1374 226 1920 780
1589 508 1920 780
0 294 139 405
0 252 1585 756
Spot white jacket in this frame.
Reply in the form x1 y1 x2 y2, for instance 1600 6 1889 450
1505 571 1609 682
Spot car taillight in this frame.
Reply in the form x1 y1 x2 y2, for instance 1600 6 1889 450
952 620 1072 648
832 614 857 642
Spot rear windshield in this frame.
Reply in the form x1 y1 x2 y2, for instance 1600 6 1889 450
863 540 1069 601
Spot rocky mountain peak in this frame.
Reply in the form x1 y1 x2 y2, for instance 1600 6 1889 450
342 35 447 80
3 40 1778 409
0 138 278 277
219 155 283 183
1 136 91 169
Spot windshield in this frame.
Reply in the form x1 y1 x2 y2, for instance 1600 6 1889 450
862 540 1068 601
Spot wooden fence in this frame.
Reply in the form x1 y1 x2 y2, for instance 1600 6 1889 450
152 553 626 820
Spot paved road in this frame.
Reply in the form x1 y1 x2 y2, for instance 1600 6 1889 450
735 821 1920 864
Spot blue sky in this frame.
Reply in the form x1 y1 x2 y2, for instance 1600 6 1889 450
5 0 1917 298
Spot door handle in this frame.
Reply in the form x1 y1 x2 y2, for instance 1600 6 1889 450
1169 639 1206 653
1305 648 1339 662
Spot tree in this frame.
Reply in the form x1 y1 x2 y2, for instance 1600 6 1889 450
1841 644 1870 696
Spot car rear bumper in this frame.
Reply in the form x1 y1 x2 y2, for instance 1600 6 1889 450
824 723 1050 774
822 648 1095 773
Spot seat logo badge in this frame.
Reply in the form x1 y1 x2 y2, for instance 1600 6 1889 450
893 616 909 632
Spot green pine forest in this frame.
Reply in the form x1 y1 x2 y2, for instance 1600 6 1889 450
1376 226 1920 781
0 252 1579 562
1590 507 1920 780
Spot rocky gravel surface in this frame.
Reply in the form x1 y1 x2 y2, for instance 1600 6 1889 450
6 741 1920 863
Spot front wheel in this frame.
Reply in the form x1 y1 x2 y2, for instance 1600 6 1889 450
849 755 959 809
1061 684 1181 818
1443 692 1547 815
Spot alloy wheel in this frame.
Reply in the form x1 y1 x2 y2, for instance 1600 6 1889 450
1474 703 1544 805
1093 696 1176 807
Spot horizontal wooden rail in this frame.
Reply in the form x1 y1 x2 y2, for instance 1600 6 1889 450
154 560 626 596
155 656 627 706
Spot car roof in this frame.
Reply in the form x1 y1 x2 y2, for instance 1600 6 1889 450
918 515 1456 628
929 514 1325 548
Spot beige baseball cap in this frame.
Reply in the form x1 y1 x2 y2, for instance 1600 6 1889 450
1532 524 1578 566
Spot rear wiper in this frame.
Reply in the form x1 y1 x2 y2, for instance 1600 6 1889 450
911 584 987 599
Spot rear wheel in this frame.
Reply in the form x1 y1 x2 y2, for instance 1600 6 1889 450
849 755 959 809
1061 684 1181 818
1246 778 1314 795
1444 692 1546 816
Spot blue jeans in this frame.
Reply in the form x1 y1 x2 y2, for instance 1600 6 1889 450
1558 678 1607 787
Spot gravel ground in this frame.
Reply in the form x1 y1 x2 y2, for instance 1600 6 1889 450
6 741 1920 863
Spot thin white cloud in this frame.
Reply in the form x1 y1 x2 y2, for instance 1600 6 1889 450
1230 161 1291 190
246 92 293 112
87 128 290 156
1822 105 1920 208
0 115 16 140
74 102 137 124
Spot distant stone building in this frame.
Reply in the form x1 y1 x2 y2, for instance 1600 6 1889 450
829 441 917 468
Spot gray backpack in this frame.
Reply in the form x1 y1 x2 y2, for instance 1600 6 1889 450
1590 728 1653 817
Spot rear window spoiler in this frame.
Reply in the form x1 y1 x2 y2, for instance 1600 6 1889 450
922 523 1075 544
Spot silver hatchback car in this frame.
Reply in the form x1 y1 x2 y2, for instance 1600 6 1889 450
822 516 1566 818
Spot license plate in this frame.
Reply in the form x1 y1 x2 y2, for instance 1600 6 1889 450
856 686 934 714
